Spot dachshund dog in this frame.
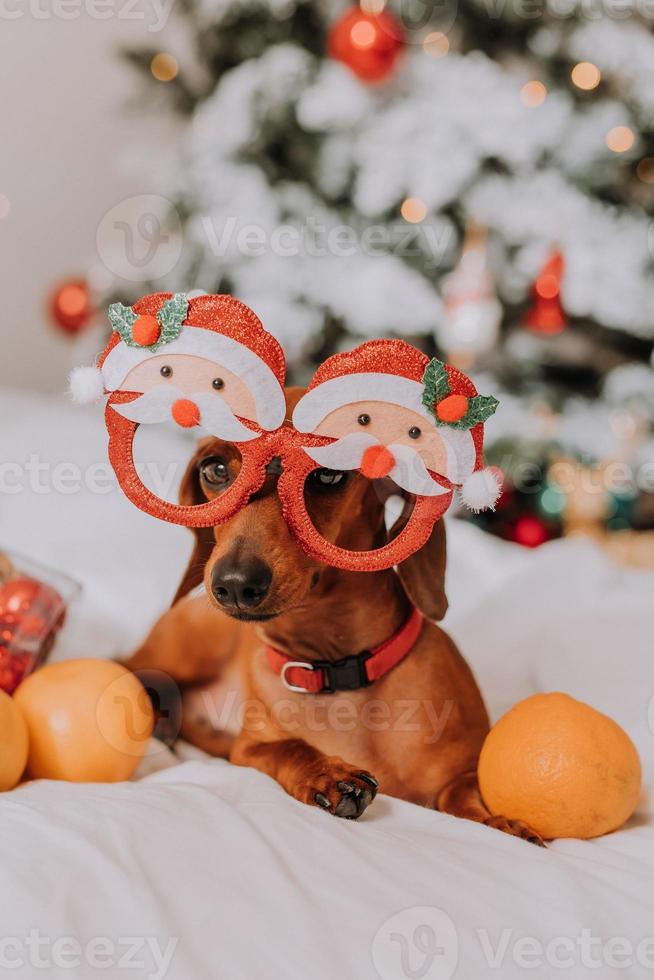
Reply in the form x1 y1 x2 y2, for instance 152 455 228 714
125 389 542 844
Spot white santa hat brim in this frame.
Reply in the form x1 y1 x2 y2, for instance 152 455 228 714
99 326 285 430
292 372 476 485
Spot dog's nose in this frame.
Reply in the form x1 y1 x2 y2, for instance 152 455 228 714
211 556 272 610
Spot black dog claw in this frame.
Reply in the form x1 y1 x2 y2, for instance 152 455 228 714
357 772 379 797
314 792 332 810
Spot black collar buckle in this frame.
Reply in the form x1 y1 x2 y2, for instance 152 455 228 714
315 651 372 694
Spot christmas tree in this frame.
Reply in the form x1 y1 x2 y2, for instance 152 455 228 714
114 0 654 545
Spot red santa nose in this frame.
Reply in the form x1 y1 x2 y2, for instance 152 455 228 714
171 399 200 428
360 444 396 479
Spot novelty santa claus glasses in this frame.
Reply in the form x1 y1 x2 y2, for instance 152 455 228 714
70 292 501 571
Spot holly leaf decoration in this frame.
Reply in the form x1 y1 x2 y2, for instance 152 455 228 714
421 358 450 417
446 394 499 430
422 357 499 430
108 302 137 344
155 292 188 349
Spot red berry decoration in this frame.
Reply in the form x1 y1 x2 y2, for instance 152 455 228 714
132 314 161 347
436 394 469 424
328 7 405 84
49 279 93 335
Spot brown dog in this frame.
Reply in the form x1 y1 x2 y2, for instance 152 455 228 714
126 389 542 843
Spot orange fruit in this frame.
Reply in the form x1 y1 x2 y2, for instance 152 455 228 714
478 692 641 839
15 659 154 782
0 689 28 790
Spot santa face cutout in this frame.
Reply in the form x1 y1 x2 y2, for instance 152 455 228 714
292 344 497 502
299 401 461 496
113 354 260 442
71 296 500 571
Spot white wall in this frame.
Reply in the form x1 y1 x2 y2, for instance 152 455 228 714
0 11 179 393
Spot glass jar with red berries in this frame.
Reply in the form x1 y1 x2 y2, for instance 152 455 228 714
0 553 80 694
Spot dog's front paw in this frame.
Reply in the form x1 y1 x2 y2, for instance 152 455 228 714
484 814 545 847
308 763 378 819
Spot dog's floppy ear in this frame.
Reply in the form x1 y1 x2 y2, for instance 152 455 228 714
393 516 448 623
171 439 216 605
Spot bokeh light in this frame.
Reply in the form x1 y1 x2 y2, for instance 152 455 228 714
636 158 654 183
520 81 547 107
423 32 449 59
150 53 179 83
606 126 634 153
400 197 428 223
350 20 377 49
571 62 601 91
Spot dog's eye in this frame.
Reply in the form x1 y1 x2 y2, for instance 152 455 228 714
212 378 224 391
357 413 371 426
408 426 421 439
199 456 230 487
160 365 173 378
310 468 347 489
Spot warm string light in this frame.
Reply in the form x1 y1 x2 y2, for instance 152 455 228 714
606 125 635 153
423 32 449 59
400 197 427 223
150 53 179 82
520 81 547 108
571 61 601 91
636 158 654 183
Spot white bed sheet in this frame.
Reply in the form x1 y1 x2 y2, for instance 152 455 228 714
1 388 653 980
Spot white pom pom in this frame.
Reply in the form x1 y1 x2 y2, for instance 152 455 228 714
68 366 105 404
460 468 502 513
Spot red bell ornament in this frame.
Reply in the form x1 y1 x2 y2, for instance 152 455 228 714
524 252 566 335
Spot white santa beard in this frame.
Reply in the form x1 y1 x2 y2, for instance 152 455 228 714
302 431 378 470
110 386 258 442
302 433 449 497
387 443 450 497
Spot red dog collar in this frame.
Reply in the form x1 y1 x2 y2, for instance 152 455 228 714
266 608 423 694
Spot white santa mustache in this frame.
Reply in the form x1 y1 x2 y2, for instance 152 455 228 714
304 432 450 497
111 385 258 441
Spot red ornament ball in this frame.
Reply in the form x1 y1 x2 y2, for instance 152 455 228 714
49 279 93 335
0 577 42 616
511 515 550 549
328 7 405 83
